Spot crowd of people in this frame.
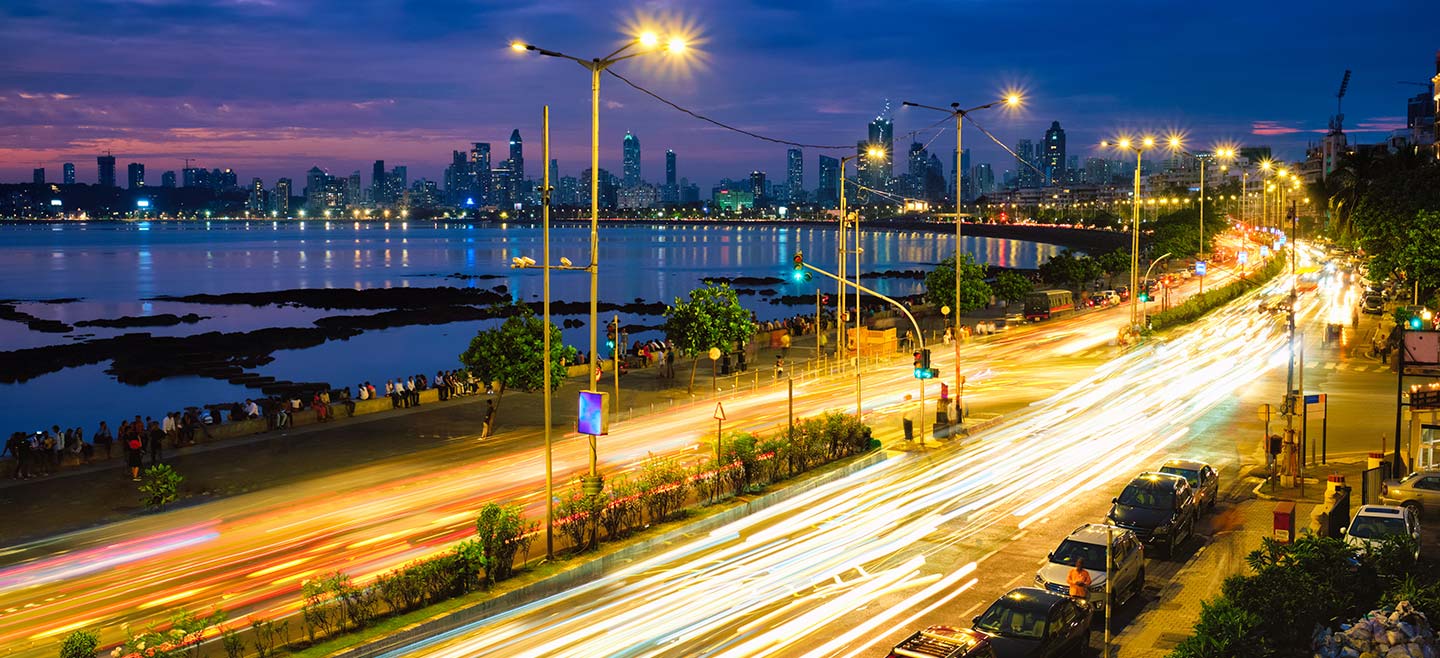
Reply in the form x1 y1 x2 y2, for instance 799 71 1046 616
3 369 494 482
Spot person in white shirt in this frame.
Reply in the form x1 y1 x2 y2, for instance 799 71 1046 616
245 399 260 418
162 412 177 447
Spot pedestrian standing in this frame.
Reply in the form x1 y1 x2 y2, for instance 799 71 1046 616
1067 558 1092 600
774 355 784 380
125 431 143 480
95 421 113 459
147 420 165 466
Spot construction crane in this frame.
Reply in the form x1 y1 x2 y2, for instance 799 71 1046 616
1330 70 1351 133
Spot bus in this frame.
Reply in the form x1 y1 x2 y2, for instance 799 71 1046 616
1024 289 1075 321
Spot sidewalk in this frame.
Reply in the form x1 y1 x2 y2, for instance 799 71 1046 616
1114 465 1371 655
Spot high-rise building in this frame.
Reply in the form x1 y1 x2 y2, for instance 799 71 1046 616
548 159 558 187
817 155 839 208
1043 121 1066 185
491 160 513 207
749 171 768 208
470 143 492 206
97 154 116 187
305 166 328 212
952 148 972 202
388 166 407 203
1015 139 1039 188
868 115 894 185
974 163 995 195
580 168 616 209
62 163 75 185
160 171 176 188
1432 50 1440 159
1083 157 1110 185
248 178 266 214
371 160 387 204
662 149 678 204
786 148 804 204
32 168 44 184
622 131 641 187
508 130 524 201
557 176 579 206
346 171 362 208
127 163 145 189
214 168 238 191
273 178 292 216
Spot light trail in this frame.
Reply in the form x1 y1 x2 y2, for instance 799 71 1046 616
382 274 1289 657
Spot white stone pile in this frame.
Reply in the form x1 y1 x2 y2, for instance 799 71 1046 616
1313 601 1437 658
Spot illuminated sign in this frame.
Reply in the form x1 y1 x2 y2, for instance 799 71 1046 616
136 199 151 208
49 199 62 207
577 390 610 435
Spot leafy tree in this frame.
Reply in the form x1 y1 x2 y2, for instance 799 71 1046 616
58 630 98 658
460 304 576 436
923 254 991 312
474 502 536 583
139 464 183 511
1037 250 1102 292
663 282 755 392
1395 210 1440 299
1096 249 1131 281
991 271 1034 304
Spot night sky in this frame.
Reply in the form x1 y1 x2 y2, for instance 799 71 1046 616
0 0 1432 190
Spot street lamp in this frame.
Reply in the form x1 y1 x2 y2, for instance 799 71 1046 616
1101 135 1157 332
1165 138 1236 293
902 94 1021 424
1141 252 1172 326
511 26 692 495
835 146 885 364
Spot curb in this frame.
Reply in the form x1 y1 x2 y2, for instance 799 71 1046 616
327 449 891 658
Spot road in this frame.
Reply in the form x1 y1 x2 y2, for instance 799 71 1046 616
0 255 1243 657
381 261 1293 657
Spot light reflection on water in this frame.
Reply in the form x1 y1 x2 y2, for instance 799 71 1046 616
0 220 1061 432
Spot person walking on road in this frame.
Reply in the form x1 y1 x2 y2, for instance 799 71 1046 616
1068 557 1092 600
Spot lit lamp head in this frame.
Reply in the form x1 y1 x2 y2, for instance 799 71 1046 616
865 146 885 159
510 41 528 52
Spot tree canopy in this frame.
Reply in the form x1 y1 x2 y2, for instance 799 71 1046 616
991 270 1034 303
923 254 991 312
459 304 575 396
663 282 755 358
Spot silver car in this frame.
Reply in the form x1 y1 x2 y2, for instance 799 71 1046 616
1159 459 1219 512
1034 523 1144 612
1379 470 1440 517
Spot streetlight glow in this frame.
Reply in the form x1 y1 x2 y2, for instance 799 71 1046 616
1142 136 1155 147
510 41 527 52
639 31 659 47
666 37 687 52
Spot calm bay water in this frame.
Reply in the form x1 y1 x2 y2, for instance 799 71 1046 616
0 220 1060 433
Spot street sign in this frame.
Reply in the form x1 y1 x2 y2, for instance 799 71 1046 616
713 402 726 421
1404 366 1440 377
1195 261 1207 276
1305 393 1327 419
1257 403 1272 423
1238 251 1249 265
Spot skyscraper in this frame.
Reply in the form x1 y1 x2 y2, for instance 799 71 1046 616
622 131 641 187
975 163 995 195
97 154 116 187
127 163 145 189
866 115 894 188
548 159 559 188
952 148 972 202
371 160 387 204
662 149 678 204
62 163 75 185
1016 139 1039 188
389 166 407 203
817 155 839 208
273 178 292 216
508 130 524 198
346 171 362 208
32 168 44 184
1043 121 1066 185
470 143 492 206
305 166 328 212
160 171 176 188
750 171 768 208
248 178 266 214
786 148 803 204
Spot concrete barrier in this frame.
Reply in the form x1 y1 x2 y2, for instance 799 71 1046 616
326 449 890 658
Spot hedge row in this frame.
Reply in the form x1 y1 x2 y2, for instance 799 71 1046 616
1148 255 1286 332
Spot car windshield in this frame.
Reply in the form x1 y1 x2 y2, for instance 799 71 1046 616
1349 515 1408 539
1050 539 1107 570
1117 483 1174 510
1159 466 1200 486
973 599 1047 640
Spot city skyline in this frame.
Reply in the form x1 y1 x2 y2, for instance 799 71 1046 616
0 1 1433 189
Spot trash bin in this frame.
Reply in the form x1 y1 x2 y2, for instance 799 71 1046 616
902 417 914 442
1273 501 1296 543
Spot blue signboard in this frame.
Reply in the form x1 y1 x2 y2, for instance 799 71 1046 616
1195 261 1206 276
577 390 610 435
1237 251 1249 265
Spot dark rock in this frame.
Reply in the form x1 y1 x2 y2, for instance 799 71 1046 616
76 313 208 328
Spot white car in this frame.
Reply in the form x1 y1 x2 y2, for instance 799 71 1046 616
1343 505 1420 560
1034 523 1144 612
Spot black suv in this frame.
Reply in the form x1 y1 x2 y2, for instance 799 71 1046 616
1106 472 1196 557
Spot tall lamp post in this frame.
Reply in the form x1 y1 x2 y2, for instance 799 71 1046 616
835 147 884 364
901 94 1021 424
1101 136 1157 332
511 29 690 495
1165 139 1235 293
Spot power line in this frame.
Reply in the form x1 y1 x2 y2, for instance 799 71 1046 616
605 69 852 150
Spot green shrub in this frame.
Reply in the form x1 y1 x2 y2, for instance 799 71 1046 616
1167 597 1268 658
58 630 98 658
1148 255 1285 331
139 464 184 511
474 502 535 584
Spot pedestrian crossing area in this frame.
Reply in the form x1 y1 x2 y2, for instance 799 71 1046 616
1305 360 1390 373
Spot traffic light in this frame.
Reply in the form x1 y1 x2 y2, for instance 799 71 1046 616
791 252 811 282
1138 292 1150 302
605 322 616 354
1410 315 1424 330
913 349 937 379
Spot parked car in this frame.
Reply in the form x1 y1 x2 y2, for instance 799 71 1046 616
971 588 1092 658
1379 470 1440 517
1116 286 1130 302
1101 290 1119 305
1342 504 1420 560
1106 472 1197 557
1086 294 1108 308
1034 523 1144 612
887 625 995 658
1158 459 1219 512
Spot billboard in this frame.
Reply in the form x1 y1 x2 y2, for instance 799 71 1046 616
577 390 610 435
